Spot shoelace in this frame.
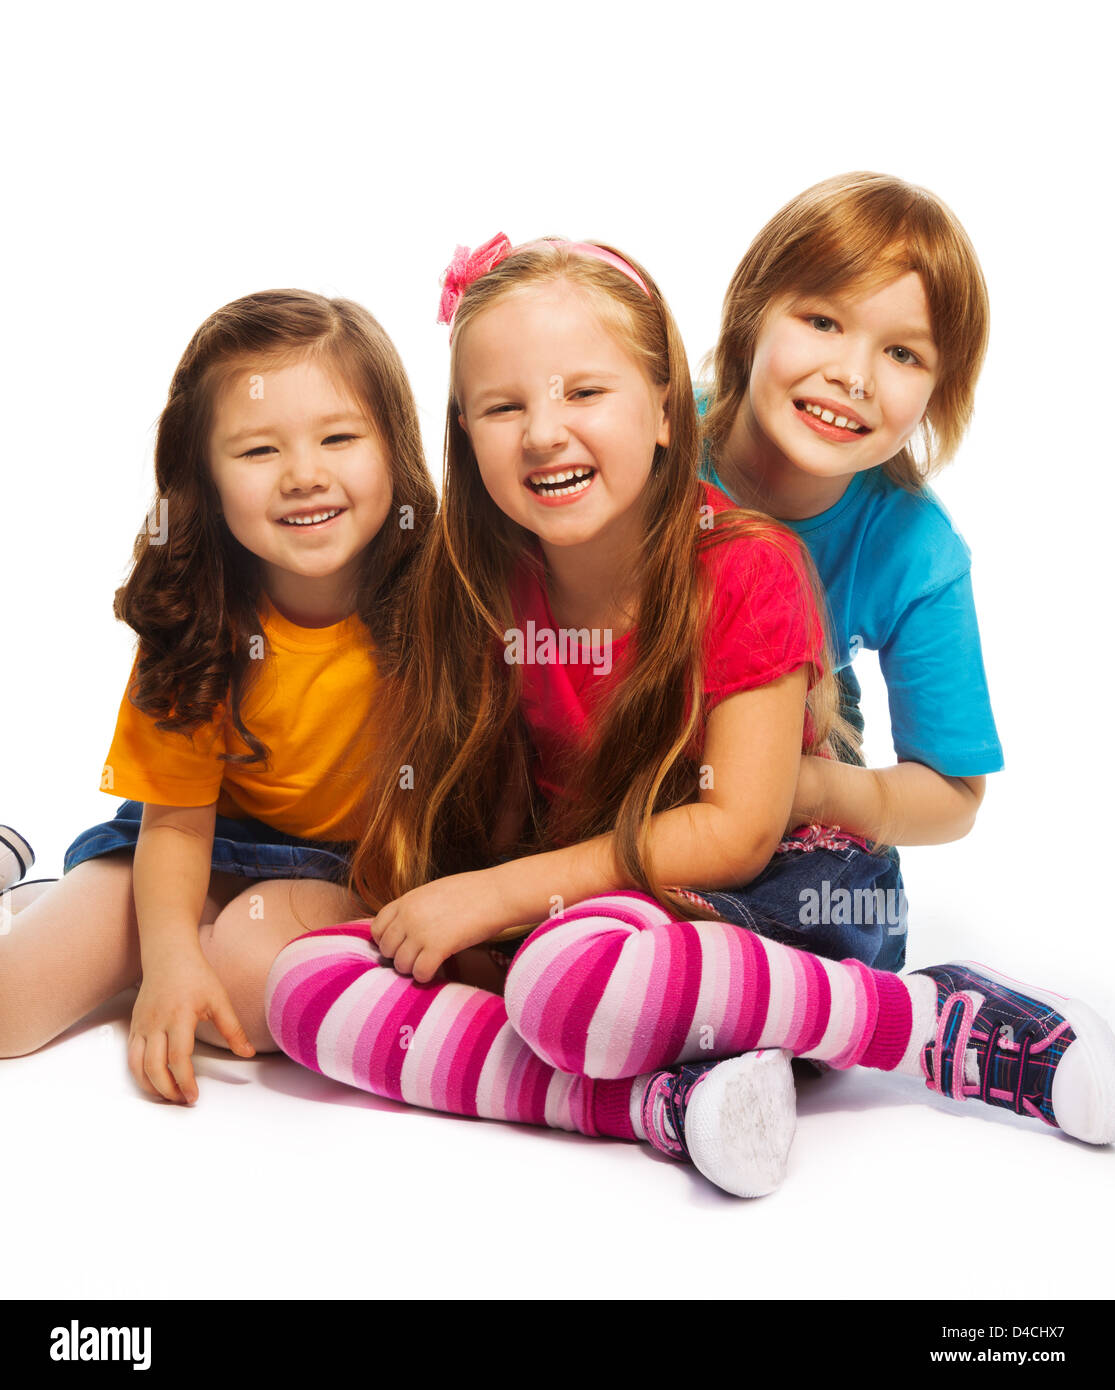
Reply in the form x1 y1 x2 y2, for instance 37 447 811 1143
927 991 1047 1119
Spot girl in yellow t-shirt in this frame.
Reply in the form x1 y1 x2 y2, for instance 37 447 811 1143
0 289 436 1105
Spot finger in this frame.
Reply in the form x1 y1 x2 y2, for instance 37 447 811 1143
143 1028 185 1104
211 996 256 1059
391 939 417 977
166 1018 199 1105
412 947 445 986
127 1032 161 1099
368 907 393 948
376 922 404 960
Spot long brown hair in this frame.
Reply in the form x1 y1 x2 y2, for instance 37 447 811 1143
702 172 990 490
351 243 850 918
115 289 436 765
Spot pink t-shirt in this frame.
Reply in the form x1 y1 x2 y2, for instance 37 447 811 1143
511 483 826 804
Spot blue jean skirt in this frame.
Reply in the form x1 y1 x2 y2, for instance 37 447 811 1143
486 834 907 973
63 800 355 885
674 835 907 972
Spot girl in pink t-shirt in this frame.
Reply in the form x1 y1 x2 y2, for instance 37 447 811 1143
264 238 1115 1198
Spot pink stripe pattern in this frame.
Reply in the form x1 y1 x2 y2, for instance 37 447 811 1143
264 893 919 1149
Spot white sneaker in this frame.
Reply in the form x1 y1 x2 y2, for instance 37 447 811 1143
641 1049 797 1197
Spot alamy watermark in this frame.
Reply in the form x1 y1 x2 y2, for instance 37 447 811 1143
799 880 907 933
503 621 613 677
50 1320 151 1370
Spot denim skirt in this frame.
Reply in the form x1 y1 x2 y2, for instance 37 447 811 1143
63 800 355 885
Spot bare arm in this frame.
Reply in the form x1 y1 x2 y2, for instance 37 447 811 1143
129 802 254 1102
373 667 810 979
792 756 986 846
485 665 808 924
132 802 222 969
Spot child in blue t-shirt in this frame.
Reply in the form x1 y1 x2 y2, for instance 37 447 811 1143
699 173 1001 954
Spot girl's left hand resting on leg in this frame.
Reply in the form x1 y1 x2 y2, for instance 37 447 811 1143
368 871 531 983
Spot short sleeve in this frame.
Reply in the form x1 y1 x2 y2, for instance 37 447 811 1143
100 665 227 806
879 571 1004 776
703 533 826 711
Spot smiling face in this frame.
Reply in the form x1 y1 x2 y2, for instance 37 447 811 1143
208 354 393 623
454 282 669 561
738 271 940 502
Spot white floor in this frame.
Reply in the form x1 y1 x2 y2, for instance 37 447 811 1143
4 827 1114 1303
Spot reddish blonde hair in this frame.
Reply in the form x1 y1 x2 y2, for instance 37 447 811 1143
702 172 990 490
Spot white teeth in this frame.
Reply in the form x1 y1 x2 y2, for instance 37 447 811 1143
802 403 864 432
282 508 340 526
530 466 593 486
528 464 595 497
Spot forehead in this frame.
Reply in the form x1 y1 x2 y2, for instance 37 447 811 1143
212 353 363 421
457 282 635 376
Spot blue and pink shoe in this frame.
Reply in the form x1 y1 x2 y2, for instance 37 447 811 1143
916 961 1115 1145
640 1049 797 1197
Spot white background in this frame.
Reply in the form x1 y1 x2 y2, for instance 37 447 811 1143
2 0 1113 1307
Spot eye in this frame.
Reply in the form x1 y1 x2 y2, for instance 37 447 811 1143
569 388 602 401
886 346 922 367
323 433 359 445
484 403 520 416
806 315 838 333
240 445 275 458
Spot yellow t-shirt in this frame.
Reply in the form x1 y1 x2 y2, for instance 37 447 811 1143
100 600 378 841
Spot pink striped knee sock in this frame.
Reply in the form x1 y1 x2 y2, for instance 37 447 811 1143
503 892 937 1079
264 924 641 1140
265 896 939 1152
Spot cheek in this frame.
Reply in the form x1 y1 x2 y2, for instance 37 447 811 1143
889 377 934 438
750 329 809 414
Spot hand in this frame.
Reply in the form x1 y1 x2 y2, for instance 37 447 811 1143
372 872 514 984
128 949 255 1104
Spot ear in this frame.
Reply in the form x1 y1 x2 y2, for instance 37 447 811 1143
655 383 670 448
458 411 470 438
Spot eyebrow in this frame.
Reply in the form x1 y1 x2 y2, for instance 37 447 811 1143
889 327 937 348
470 371 625 407
799 294 937 348
220 412 366 448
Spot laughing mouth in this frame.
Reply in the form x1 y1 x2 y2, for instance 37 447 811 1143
793 400 869 433
525 467 596 497
278 508 345 526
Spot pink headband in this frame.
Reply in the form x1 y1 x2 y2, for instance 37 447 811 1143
437 233 651 329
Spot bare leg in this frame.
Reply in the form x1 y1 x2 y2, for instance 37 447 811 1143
0 852 245 1057
2 880 57 916
193 877 366 1053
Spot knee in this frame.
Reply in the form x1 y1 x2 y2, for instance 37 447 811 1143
262 923 383 1059
504 894 669 1077
0 943 51 1057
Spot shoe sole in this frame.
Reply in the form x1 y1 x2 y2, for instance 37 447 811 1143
684 1049 797 1197
953 960 1115 1146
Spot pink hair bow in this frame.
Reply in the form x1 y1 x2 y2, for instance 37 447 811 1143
437 232 512 326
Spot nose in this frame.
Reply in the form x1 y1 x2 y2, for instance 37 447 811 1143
281 442 330 493
824 337 873 401
522 396 568 454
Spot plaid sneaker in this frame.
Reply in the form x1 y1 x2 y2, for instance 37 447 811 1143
916 961 1115 1145
0 826 34 894
641 1049 797 1197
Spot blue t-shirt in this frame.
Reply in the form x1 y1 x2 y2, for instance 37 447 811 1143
697 399 1003 778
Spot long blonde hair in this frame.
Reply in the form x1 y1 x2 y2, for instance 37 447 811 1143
350 242 849 916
